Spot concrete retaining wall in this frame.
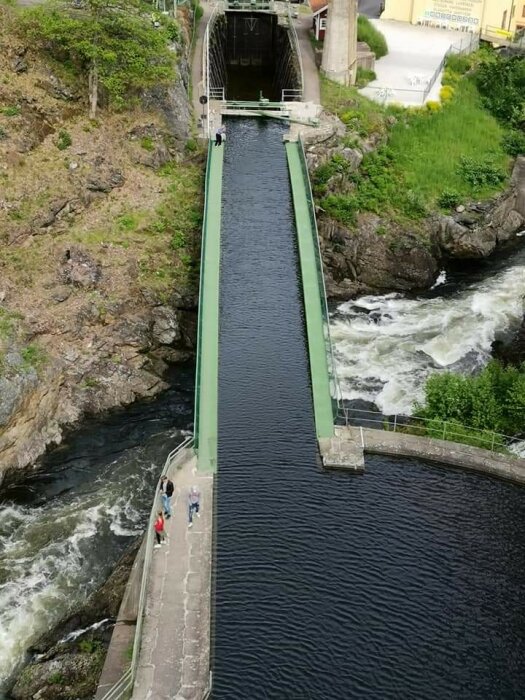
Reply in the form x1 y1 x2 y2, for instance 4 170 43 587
334 426 525 485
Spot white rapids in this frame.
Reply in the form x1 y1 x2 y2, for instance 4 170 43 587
330 257 525 415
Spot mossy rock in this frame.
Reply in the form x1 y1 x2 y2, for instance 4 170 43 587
11 651 105 700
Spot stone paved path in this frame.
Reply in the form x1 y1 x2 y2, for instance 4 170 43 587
132 453 213 700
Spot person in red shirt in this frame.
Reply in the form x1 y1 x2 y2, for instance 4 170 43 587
154 511 166 548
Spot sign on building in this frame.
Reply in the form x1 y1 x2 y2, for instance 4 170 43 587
417 0 483 31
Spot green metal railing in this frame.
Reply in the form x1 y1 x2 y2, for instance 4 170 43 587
193 141 213 450
296 135 341 417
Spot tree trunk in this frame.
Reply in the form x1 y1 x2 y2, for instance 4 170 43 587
89 61 98 119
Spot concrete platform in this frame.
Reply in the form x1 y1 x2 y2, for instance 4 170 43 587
329 426 525 484
319 426 365 471
360 19 477 106
132 455 213 700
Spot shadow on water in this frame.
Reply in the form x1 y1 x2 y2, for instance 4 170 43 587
0 363 194 692
212 119 525 698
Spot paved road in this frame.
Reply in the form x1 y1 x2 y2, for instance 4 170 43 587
358 0 384 18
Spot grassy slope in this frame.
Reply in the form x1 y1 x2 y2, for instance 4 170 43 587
319 71 511 221
388 79 509 204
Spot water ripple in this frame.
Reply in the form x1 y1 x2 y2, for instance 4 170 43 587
214 119 525 700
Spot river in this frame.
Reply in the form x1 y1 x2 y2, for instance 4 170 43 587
331 247 525 415
0 366 193 695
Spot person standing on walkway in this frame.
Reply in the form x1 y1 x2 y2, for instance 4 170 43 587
160 475 174 519
215 125 225 146
154 511 167 548
188 486 201 527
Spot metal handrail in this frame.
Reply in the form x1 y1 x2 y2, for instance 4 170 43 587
99 435 194 700
194 140 213 447
338 407 524 455
286 2 304 100
297 135 342 413
202 2 224 138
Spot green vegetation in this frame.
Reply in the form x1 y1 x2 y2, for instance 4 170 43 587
416 361 525 440
357 15 387 59
319 64 511 225
48 672 66 685
78 638 102 654
137 160 203 296
1 105 20 116
140 135 155 151
475 53 525 131
18 0 177 117
355 67 376 88
20 344 46 372
56 129 72 150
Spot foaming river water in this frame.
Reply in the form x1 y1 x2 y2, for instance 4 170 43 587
0 367 193 693
331 248 525 415
213 120 525 698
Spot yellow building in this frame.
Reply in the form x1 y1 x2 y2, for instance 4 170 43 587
382 0 524 37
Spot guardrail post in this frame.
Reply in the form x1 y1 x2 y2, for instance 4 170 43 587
360 426 364 448
443 421 447 440
491 432 496 451
393 414 397 433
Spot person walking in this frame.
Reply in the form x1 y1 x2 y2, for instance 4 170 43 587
215 125 225 146
154 510 167 548
160 475 174 519
188 486 201 527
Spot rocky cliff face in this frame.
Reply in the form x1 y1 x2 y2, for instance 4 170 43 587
0 9 199 483
433 156 525 259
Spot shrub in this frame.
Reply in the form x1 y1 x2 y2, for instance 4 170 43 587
1 105 20 116
56 129 71 150
475 54 525 129
442 68 460 87
185 138 198 152
445 53 471 75
356 67 376 87
437 188 461 209
426 100 441 112
440 84 455 102
417 360 525 437
321 194 358 226
502 129 525 156
457 155 506 188
357 15 388 59
140 136 155 151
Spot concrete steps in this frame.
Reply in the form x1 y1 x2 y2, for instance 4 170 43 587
319 427 365 472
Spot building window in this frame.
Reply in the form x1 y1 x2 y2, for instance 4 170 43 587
522 4 525 16
320 17 326 30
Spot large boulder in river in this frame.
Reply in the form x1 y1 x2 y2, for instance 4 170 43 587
433 215 497 257
319 214 439 300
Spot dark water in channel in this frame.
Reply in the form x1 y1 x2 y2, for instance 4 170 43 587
213 120 525 698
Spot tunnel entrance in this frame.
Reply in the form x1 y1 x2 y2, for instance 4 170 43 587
207 10 302 102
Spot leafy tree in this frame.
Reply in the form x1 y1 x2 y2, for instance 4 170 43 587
417 360 525 438
475 54 525 130
18 0 176 118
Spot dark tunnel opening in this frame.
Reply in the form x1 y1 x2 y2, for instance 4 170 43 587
208 11 301 101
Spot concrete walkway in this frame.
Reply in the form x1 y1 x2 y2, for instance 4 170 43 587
360 19 476 106
295 12 321 104
329 426 525 485
132 454 213 700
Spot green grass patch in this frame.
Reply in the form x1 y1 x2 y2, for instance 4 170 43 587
388 78 510 206
356 67 376 88
357 15 388 59
1 105 21 117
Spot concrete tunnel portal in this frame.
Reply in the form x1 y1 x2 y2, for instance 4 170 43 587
207 8 303 102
